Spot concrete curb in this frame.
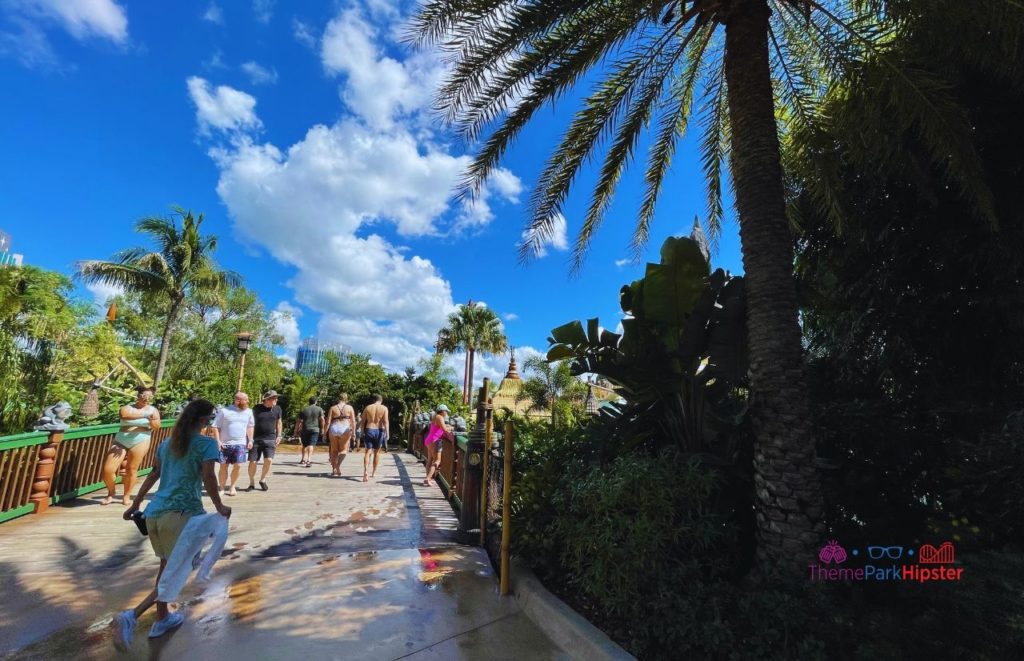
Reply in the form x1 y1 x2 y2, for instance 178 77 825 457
510 558 637 661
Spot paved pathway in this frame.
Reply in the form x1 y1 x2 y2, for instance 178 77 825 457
0 447 568 660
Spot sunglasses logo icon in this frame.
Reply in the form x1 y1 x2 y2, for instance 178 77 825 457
867 546 904 560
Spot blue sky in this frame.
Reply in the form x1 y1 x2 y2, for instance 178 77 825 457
0 0 743 386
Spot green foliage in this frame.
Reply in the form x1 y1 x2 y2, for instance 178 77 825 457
794 2 1024 547
516 356 587 425
76 208 241 388
436 302 508 401
548 234 749 464
0 265 116 433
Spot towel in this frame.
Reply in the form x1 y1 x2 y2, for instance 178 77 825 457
157 513 229 602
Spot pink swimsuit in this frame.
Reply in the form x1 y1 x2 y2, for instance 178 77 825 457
424 423 446 446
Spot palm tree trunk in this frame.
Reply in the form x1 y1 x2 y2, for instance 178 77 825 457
463 351 471 405
466 349 476 405
153 296 183 390
724 0 824 575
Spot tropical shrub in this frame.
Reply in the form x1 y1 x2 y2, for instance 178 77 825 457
547 232 749 464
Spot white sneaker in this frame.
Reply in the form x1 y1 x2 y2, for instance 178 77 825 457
148 611 185 638
113 609 136 651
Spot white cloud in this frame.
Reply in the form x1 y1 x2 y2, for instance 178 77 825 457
202 3 223 25
85 281 123 308
241 61 278 85
521 212 568 258
1 0 128 67
321 7 446 130
615 258 631 268
292 18 316 48
270 301 301 351
252 0 273 24
503 313 518 322
197 4 525 373
186 76 262 134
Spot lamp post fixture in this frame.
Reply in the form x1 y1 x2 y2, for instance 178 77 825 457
235 332 254 392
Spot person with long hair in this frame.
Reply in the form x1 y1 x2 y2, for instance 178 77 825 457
326 393 355 477
422 404 454 487
113 399 230 650
101 386 160 506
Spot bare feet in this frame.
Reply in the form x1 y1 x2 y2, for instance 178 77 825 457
122 496 132 506
100 496 114 506
362 474 368 482
226 487 237 496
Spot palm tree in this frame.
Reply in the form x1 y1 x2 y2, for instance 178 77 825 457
436 302 509 404
518 356 587 425
411 0 1011 572
77 209 240 389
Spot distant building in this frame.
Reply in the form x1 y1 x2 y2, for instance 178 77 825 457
295 338 349 377
490 351 620 419
0 229 23 267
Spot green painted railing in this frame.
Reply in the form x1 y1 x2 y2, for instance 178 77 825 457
0 432 48 523
0 419 175 524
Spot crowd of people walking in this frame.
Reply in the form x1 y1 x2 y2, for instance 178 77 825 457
106 388 455 650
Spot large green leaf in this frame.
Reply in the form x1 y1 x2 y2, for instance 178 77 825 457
638 237 711 327
546 344 576 361
550 320 587 346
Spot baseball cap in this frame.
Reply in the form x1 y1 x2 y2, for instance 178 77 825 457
262 390 279 399
436 404 450 413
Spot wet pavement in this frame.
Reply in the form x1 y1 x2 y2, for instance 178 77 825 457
0 448 568 660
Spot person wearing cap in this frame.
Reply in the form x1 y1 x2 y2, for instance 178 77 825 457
246 390 282 491
422 404 454 487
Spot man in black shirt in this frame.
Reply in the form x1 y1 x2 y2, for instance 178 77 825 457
247 390 282 491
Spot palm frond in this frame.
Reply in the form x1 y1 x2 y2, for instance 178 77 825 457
75 260 168 294
698 61 729 242
632 24 715 260
457 3 658 200
808 0 996 225
569 21 709 273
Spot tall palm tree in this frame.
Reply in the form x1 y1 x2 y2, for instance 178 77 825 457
411 0 1011 572
436 302 509 404
77 209 240 389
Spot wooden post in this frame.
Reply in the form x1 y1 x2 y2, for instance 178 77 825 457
29 430 63 514
479 405 493 545
458 379 488 532
500 420 513 596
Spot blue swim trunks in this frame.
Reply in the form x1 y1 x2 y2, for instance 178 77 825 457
220 444 247 464
362 428 386 450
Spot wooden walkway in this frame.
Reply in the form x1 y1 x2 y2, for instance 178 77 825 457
0 447 567 660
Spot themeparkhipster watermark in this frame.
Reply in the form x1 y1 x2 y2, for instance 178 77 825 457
808 540 964 583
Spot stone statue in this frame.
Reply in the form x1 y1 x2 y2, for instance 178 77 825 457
450 416 468 433
33 401 73 431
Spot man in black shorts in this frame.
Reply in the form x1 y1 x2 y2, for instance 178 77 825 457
247 390 282 491
359 394 389 482
294 396 324 467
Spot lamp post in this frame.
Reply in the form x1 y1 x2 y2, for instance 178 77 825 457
235 332 253 392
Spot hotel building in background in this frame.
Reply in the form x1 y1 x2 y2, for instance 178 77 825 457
295 338 350 377
0 229 23 267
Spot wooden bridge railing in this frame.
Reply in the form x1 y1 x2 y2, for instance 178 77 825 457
0 419 174 524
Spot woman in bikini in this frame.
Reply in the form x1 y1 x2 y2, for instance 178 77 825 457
326 393 355 476
422 404 454 487
101 386 161 506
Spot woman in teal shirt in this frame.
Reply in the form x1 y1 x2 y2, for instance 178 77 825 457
101 386 161 506
114 398 230 648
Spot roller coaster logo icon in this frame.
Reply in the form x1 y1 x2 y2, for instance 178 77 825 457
918 541 955 564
